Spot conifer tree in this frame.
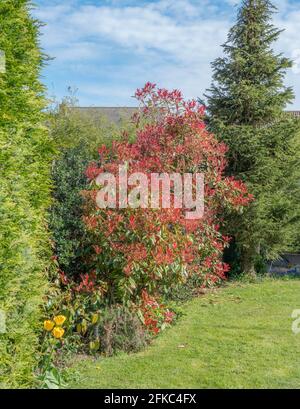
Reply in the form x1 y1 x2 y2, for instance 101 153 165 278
0 0 53 387
204 0 300 275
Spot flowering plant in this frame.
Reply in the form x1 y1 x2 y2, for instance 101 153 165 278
43 314 67 339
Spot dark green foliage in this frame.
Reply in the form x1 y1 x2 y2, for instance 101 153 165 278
206 0 294 125
0 0 54 387
50 144 90 278
204 0 300 274
48 101 130 280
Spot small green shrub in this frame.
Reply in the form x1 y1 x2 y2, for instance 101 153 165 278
96 305 149 356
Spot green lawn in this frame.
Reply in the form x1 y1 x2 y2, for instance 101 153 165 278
67 279 300 389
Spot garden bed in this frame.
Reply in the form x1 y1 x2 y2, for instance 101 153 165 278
66 279 300 389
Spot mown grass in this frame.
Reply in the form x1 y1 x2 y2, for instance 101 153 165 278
67 279 300 389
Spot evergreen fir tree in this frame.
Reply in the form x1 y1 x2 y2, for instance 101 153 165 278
204 0 300 275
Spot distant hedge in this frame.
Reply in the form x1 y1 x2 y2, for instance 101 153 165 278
0 1 54 388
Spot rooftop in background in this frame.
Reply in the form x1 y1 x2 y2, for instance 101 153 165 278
75 107 137 124
288 111 300 117
74 107 300 124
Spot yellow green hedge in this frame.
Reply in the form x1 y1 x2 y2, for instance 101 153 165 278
0 0 53 388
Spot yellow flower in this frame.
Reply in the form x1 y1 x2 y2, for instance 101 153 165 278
91 313 99 325
53 315 66 326
44 320 55 332
52 327 65 339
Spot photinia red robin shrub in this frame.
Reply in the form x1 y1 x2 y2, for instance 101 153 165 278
82 83 253 308
140 289 175 335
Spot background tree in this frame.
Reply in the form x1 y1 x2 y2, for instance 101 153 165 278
203 0 300 275
0 0 53 387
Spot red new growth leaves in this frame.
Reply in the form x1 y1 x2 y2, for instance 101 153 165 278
83 83 252 306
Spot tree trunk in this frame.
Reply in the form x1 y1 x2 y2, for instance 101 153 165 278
241 252 256 277
241 243 260 277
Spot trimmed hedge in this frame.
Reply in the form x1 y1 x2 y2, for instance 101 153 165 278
0 1 53 388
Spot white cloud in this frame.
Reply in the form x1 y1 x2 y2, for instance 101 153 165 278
66 4 229 65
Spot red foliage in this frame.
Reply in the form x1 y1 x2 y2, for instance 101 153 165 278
82 83 252 306
140 289 175 335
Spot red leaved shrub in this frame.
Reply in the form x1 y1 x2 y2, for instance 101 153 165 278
82 83 252 308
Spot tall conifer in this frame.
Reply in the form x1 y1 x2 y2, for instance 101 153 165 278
204 0 300 275
0 0 53 387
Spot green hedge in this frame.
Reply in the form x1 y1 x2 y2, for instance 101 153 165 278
0 1 53 388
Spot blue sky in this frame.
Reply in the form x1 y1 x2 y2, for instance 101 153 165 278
34 0 300 107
